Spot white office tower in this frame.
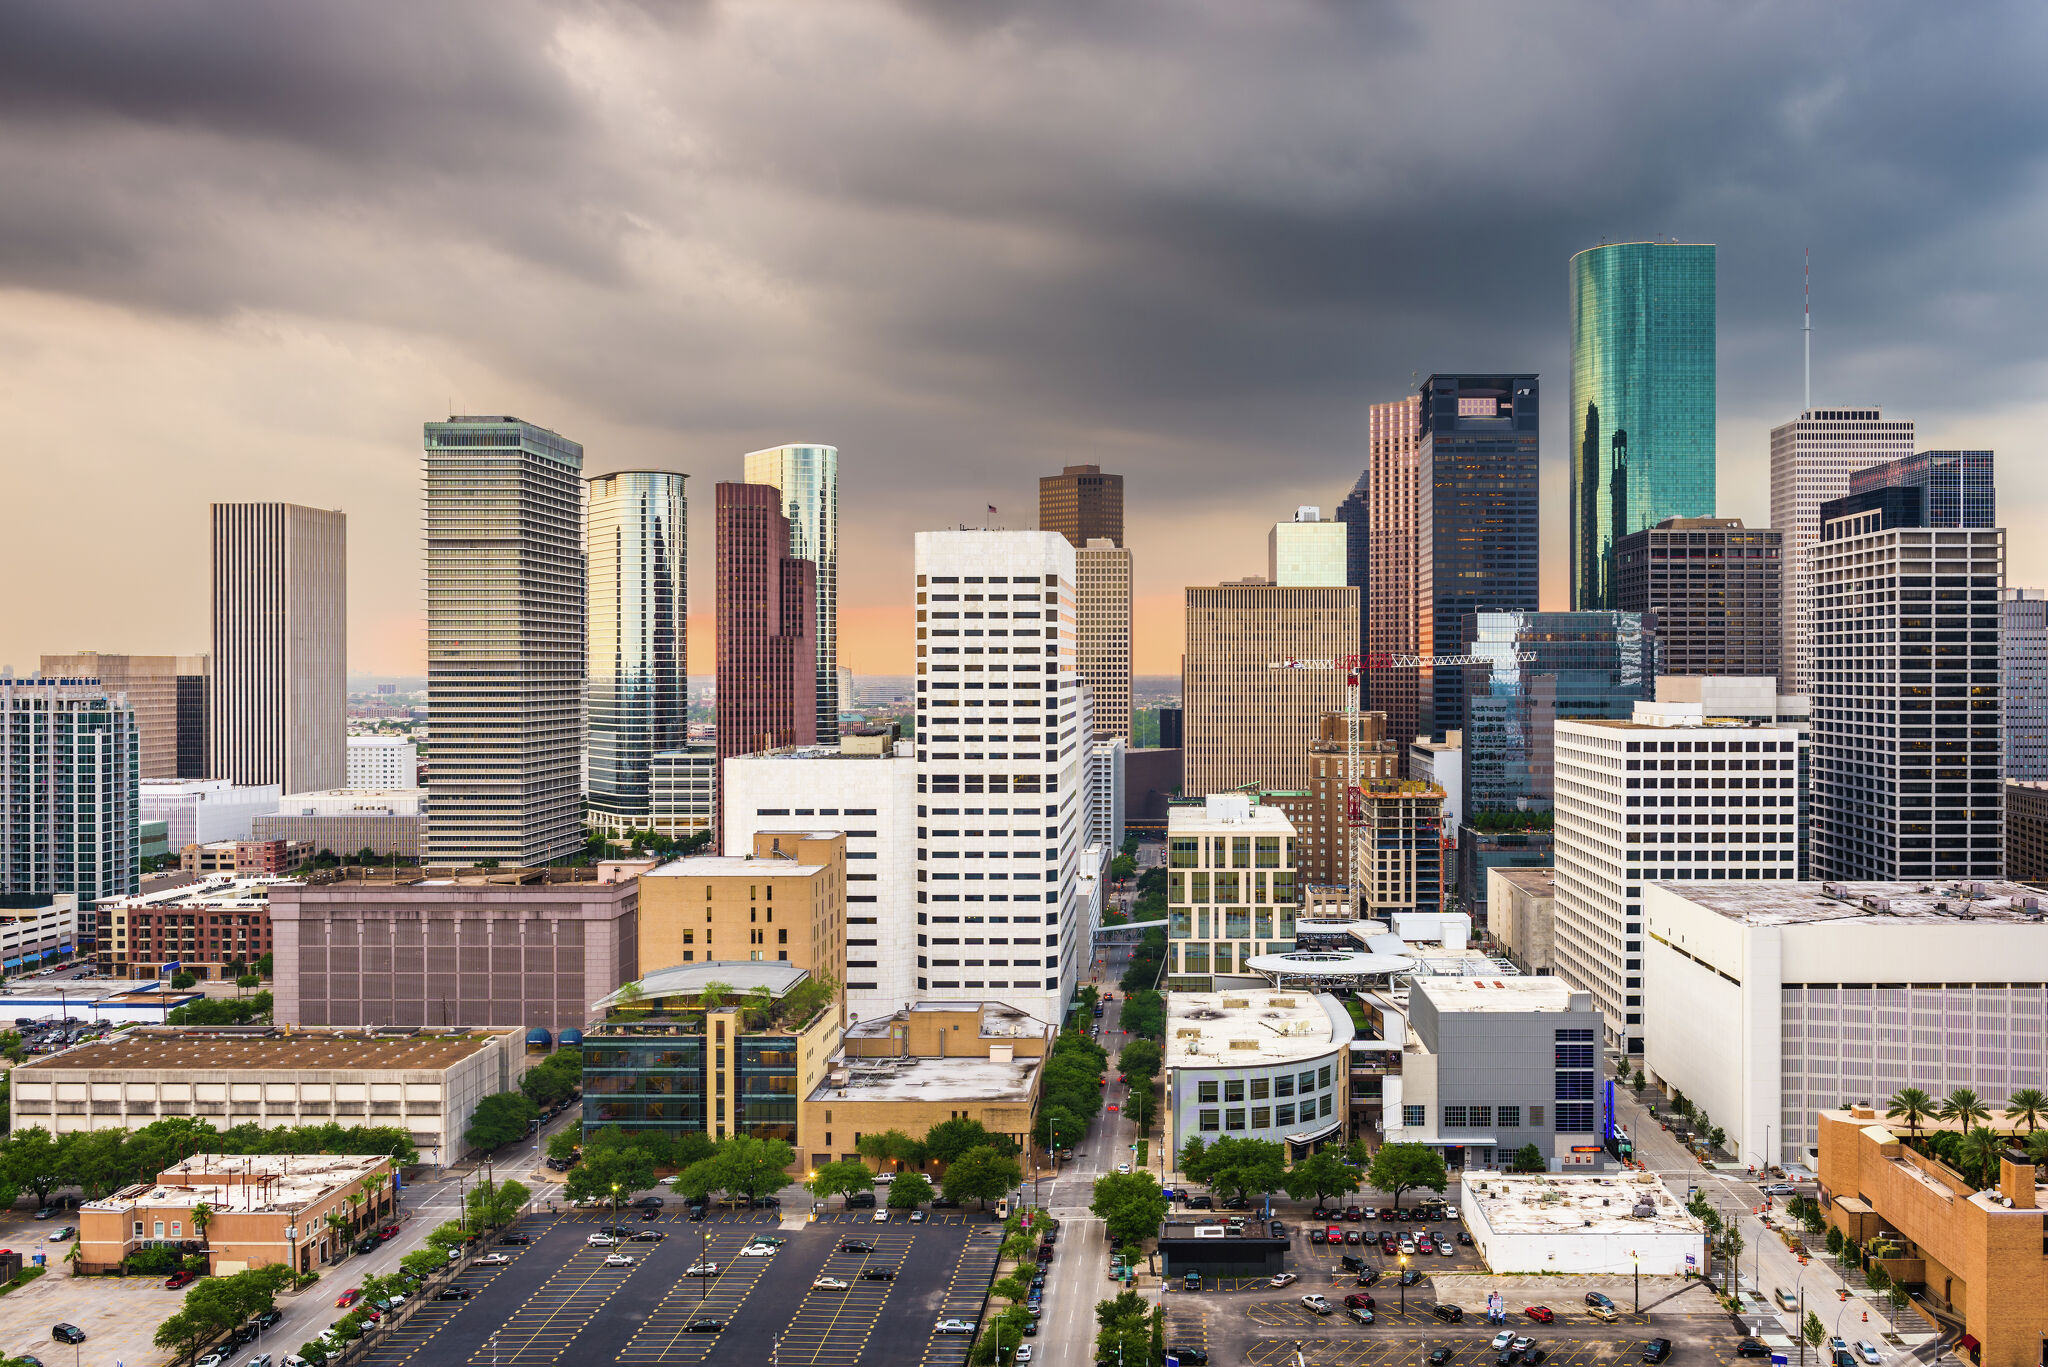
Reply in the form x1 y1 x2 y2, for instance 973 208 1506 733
1768 408 1914 692
1087 735 1126 855
649 743 717 838
2002 588 2048 782
744 444 840 744
346 736 417 788
913 529 1086 1023
1809 504 2004 881
1554 690 1801 1056
139 778 283 847
1267 506 1348 587
1075 539 1134 741
722 738 917 1022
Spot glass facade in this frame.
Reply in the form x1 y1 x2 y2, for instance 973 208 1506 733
586 471 689 831
1569 243 1717 609
744 445 839 743
1847 449 1995 529
583 1035 708 1135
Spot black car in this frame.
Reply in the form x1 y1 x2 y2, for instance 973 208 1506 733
254 1310 284 1331
1457 1231 1474 1245
1735 1342 1770 1360
1339 1254 1366 1273
840 1241 876 1254
636 1196 664 1209
846 1192 878 1208
437 1288 475 1301
1184 1195 1212 1210
500 1233 533 1245
1429 1351 1454 1367
862 1269 896 1281
1269 1220 1286 1238
1497 1351 1517 1367
1399 1267 1422 1286
687 1206 707 1222
1643 1341 1672 1365
51 1326 86 1346
1221 1196 1249 1211
353 1236 378 1255
631 1230 667 1242
225 1324 260 1349
641 1209 661 1221
931 1196 960 1209
685 1320 725 1334
1430 1304 1463 1323
1169 1350 1208 1366
1585 1293 1615 1310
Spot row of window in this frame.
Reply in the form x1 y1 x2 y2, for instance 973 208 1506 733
1196 1093 1335 1132
1196 1067 1332 1103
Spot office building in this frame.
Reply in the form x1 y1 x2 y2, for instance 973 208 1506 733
723 738 916 1021
1767 408 1916 692
1268 506 1347 587
745 445 839 742
1038 463 1123 547
2007 780 2048 880
648 743 717 838
1416 374 1541 740
716 482 817 762
1356 782 1446 917
1486 867 1556 974
96 875 277 978
2001 589 2048 782
1569 242 1717 610
40 653 209 780
1 676 138 902
636 831 848 986
1087 737 1126 856
1366 394 1423 748
1076 538 1134 741
1808 489 2005 881
1156 707 1183 750
139 777 282 848
12 1026 528 1167
913 529 1087 1024
209 503 346 794
1165 986 1352 1159
181 839 301 876
1408 734 1463 832
1642 879 2048 1171
253 787 425 862
1125 747 1183 829
345 736 416 789
1613 517 1781 677
1850 448 1996 528
1650 675 1811 876
585 469 689 833
1335 475 1371 680
423 417 587 868
1164 793 1300 989
269 870 637 1031
1252 711 1400 889
1554 697 1802 1054
1184 582 1359 797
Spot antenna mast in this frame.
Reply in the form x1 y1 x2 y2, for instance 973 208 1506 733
1803 248 1812 414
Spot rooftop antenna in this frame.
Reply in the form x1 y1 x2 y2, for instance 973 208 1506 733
1803 248 1812 415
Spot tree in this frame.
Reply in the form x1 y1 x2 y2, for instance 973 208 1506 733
1092 1170 1169 1244
2028 1129 2048 1167
710 1135 797 1201
1035 1106 1087 1153
155 1310 215 1364
1280 1152 1359 1204
1366 1143 1449 1207
1178 1136 1208 1177
566 1143 658 1206
425 1220 471 1254
546 1131 581 1164
363 1172 390 1220
697 980 735 1011
1824 1224 1844 1257
808 1160 874 1203
1110 854 1137 881
464 1092 539 1153
191 1202 214 1246
1095 1290 1152 1367
856 1130 927 1170
1885 1087 1935 1139
466 1177 531 1229
521 1048 584 1108
887 1172 935 1209
1117 1038 1162 1085
2005 1088 2048 1134
1630 1067 1646 1092
1938 1088 1990 1135
1803 1311 1827 1353
1508 1144 1548 1173
1186 1137 1286 1202
401 1248 445 1279
943 1145 1024 1208
1118 990 1165 1043
1957 1126 2003 1189
1864 1263 1892 1299
4 1126 66 1203
925 1117 1020 1163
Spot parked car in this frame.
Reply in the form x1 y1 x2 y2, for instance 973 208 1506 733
1524 1307 1555 1324
48 1227 74 1242
1347 1308 1375 1326
1399 1267 1422 1286
1735 1342 1771 1359
1585 1292 1615 1309
501 1232 532 1245
379 1223 401 1240
1855 1343 1882 1366
636 1196 664 1209
353 1236 378 1255
474 1253 513 1266
166 1270 202 1289
33 1208 57 1221
1429 1351 1454 1367
862 1269 896 1281
1269 1273 1300 1288
1168 1350 1207 1365
839 1241 875 1254
1299 1295 1332 1315
631 1229 667 1242
436 1288 476 1301
1457 1231 1474 1245
1309 1228 1327 1245
1494 1333 1518 1352
684 1320 724 1333
586 1233 618 1246
1354 1268 1381 1287
1269 1220 1286 1237
601 1253 636 1267
1343 1294 1375 1310
686 1262 721 1277
813 1276 851 1290
911 1210 928 1224
1431 1304 1464 1323
1587 1306 1620 1324
936 1319 976 1334
255 1310 283 1331
51 1326 86 1346
1643 1341 1673 1364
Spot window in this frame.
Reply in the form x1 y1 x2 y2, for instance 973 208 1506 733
1555 1071 1595 1101
1402 1105 1425 1127
1251 1107 1271 1129
1250 1078 1270 1101
1225 1109 1246 1131
1496 1105 1521 1128
1318 1065 1332 1089
1469 1106 1492 1126
1199 1109 1220 1132
1443 1106 1468 1128
1274 1075 1295 1098
1224 1080 1245 1103
1555 1103 1597 1132
1275 1103 1295 1127
1198 1080 1218 1104
1299 1070 1316 1093
1555 1041 1598 1070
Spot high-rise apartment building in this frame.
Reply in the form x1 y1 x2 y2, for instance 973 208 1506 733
1417 374 1541 740
1038 464 1124 547
1767 408 1915 692
913 529 1086 1024
743 445 839 742
1 676 138 901
1366 395 1422 749
1554 696 1801 1054
1183 582 1360 797
422 417 587 868
1569 242 1717 610
1075 539 1133 741
40 653 209 780
209 503 346 794
585 470 688 833
2002 588 2048 783
1613 517 1781 678
1355 782 1446 917
1808 488 2005 880
345 736 416 789
1164 793 1300 990
649 743 718 838
1849 449 1995 528
1268 507 1347 587
715 483 817 763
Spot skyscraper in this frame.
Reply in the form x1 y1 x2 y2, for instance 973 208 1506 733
1366 395 1422 749
743 444 839 744
209 503 346 794
1569 242 1717 609
2002 588 2048 783
1612 517 1781 678
1039 464 1124 547
1848 449 1995 527
39 653 209 780
1183 582 1359 797
423 417 587 867
1075 538 1133 741
585 470 688 835
1267 507 1347 586
1808 488 2005 880
1416 374 1540 740
1767 407 1916 693
715 482 817 762
1 675 138 901
1335 475 1370 678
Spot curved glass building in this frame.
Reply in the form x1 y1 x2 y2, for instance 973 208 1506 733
1569 242 1716 609
744 443 839 743
586 470 689 833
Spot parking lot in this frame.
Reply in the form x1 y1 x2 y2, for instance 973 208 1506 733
353 1207 1003 1367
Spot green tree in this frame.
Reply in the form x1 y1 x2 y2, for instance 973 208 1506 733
1508 1143 1548 1173
1110 854 1137 881
1864 1262 1892 1299
566 1143 658 1206
1118 990 1165 1043
154 1309 215 1364
546 1130 581 1164
1183 1136 1286 1201
1957 1126 2003 1188
1035 1106 1087 1153
943 1145 1024 1208
520 1048 584 1108
1886 1086 1936 1137
400 1248 445 1279
466 1177 531 1229
1630 1067 1646 1092
856 1129 928 1170
1803 1311 1827 1353
1095 1290 1152 1367
463 1092 539 1152
2027 1129 2048 1166
4 1126 67 1203
1117 1038 1162 1085
709 1135 797 1201
1938 1087 1991 1135
808 1160 875 1203
425 1219 471 1254
697 980 735 1011
887 1171 935 1209
925 1117 1020 1163
1825 1224 1844 1257
1280 1152 1359 1204
1091 1170 1170 1245
1178 1136 1207 1176
2006 1088 2048 1134
1366 1142 1449 1207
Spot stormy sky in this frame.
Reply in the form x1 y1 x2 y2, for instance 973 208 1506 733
4 0 2046 678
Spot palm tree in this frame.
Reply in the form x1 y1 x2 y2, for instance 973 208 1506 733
1886 1088 1936 1138
362 1173 389 1221
1957 1126 2003 1189
347 1191 367 1231
2026 1129 2048 1167
324 1209 350 1257
191 1202 213 1247
2004 1088 2048 1134
1940 1088 1991 1135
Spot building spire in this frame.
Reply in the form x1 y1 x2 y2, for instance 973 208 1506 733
1803 247 1812 415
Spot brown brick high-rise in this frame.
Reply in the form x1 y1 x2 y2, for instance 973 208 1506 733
716 483 817 763
1038 464 1124 547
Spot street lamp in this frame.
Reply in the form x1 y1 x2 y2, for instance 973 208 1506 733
1398 1255 1408 1314
1630 1249 1639 1314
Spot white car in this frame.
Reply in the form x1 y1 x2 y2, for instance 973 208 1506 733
1269 1272 1299 1288
873 1172 896 1184
910 1210 928 1223
1017 1348 1034 1364
198 1353 231 1367
1299 1294 1332 1315
1856 1344 1882 1366
686 1261 720 1277
1117 1163 1131 1174
739 1242 779 1257
474 1253 512 1266
936 1320 976 1334
1439 1242 1455 1257
586 1233 618 1246
813 1276 851 1290
872 1208 891 1222
1493 1333 1517 1352
603 1253 636 1267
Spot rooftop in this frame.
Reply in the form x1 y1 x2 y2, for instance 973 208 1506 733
811 1051 1041 1104
83 1153 390 1215
1412 977 1586 1014
103 876 278 909
15 1026 519 1075
643 851 832 878
603 961 811 1006
1656 880 2048 927
1464 1171 1706 1237
1167 988 1352 1068
845 1001 1051 1040
1492 868 1557 896
1168 796 1296 835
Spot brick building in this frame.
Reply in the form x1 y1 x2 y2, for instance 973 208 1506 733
715 482 817 762
97 877 277 979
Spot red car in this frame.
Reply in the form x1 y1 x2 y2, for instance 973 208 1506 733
1379 1232 1398 1254
379 1224 401 1240
1525 1306 1555 1324
336 1288 363 1308
1344 1293 1376 1311
165 1270 201 1289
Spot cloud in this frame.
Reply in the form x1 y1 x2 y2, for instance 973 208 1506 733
3 0 2048 677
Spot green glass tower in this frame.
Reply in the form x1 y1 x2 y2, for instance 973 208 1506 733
1569 242 1716 608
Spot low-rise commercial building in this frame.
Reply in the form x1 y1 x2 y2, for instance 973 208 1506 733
0 978 202 1025
10 1026 527 1164
1816 1107 2048 1367
1459 1170 1705 1274
1165 986 1352 1160
254 787 425 862
0 893 82 973
347 735 417 788
1486 867 1556 974
181 839 306 875
637 831 847 987
77 1153 395 1275
96 875 278 979
140 778 282 847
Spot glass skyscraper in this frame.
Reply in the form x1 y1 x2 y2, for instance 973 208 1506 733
586 470 688 835
1569 242 1717 609
743 444 839 742
1848 449 1994 528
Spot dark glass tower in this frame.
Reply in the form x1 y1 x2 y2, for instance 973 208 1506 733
1336 474 1370 669
1847 449 1995 528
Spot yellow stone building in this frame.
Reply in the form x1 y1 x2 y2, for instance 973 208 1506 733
636 830 847 986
